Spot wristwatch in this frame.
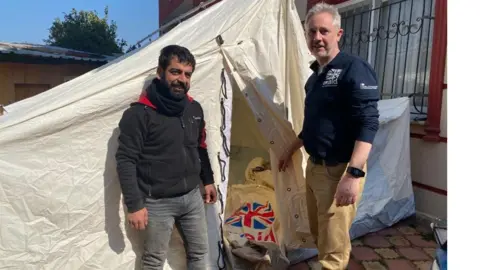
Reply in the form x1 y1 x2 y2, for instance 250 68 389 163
346 166 365 178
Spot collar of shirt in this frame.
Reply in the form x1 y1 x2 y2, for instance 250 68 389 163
309 51 346 75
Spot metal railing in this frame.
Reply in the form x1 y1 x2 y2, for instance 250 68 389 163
339 0 435 119
127 0 221 52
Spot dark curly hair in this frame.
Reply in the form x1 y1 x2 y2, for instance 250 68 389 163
158 45 196 72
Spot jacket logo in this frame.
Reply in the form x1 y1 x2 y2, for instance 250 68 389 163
323 68 342 87
193 116 202 121
360 83 378 90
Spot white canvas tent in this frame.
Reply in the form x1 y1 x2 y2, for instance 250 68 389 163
0 0 414 269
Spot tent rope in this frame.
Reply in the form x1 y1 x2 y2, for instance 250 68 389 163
217 213 227 269
216 68 229 270
217 185 224 215
217 153 227 183
220 70 230 157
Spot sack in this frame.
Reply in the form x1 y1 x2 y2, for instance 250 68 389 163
224 184 280 246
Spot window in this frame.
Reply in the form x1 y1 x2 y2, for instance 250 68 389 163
338 0 435 121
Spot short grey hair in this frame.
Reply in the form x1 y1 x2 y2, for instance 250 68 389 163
304 2 342 30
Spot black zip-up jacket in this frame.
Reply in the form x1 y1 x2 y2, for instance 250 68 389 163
115 94 214 213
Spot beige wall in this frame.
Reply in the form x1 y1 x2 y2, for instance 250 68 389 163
410 139 447 219
0 62 99 105
410 54 447 220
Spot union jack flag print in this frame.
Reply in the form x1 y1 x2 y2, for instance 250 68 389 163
225 201 275 230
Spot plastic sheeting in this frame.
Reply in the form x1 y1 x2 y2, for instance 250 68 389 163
351 97 415 239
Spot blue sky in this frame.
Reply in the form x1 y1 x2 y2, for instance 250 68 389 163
0 0 158 47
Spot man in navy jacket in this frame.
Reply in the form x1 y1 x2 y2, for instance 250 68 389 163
279 3 380 269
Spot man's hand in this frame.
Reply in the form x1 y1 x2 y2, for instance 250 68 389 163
278 137 303 172
334 174 361 207
278 150 294 172
204 184 217 204
127 207 148 230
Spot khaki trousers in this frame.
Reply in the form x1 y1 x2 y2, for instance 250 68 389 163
305 159 366 270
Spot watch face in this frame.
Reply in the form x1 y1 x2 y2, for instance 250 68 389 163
348 167 364 177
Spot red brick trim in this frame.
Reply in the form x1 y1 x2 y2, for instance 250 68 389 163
412 181 447 196
411 132 447 143
423 0 447 142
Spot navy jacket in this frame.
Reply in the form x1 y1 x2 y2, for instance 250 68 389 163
299 51 380 162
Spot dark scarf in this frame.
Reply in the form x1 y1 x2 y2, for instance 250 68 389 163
146 78 188 117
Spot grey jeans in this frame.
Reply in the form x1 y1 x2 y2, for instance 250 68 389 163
142 186 208 270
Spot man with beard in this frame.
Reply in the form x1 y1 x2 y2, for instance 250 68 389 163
115 45 216 269
278 3 380 270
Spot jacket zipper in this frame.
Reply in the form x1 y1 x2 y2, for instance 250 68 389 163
149 180 152 196
145 106 152 198
180 117 188 190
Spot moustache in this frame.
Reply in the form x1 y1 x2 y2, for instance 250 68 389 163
170 81 187 91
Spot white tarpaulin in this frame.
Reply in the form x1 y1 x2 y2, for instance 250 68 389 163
0 0 414 269
350 97 415 239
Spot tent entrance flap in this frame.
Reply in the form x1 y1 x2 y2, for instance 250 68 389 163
217 53 319 268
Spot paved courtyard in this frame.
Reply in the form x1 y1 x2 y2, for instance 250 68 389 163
289 218 437 270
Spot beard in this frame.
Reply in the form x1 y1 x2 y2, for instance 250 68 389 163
310 42 329 57
169 81 189 99
146 77 189 117
157 73 189 100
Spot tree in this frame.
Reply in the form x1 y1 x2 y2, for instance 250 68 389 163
45 7 127 55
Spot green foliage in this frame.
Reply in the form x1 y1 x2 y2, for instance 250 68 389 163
45 6 127 55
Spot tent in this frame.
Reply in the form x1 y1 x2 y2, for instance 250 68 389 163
0 0 414 269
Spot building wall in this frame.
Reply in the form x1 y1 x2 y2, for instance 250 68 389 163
158 0 224 27
159 0 193 26
410 139 447 219
0 62 99 105
410 55 447 220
